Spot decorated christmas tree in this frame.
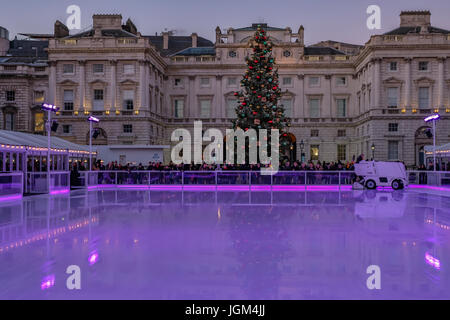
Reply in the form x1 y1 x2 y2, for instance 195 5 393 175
231 24 291 159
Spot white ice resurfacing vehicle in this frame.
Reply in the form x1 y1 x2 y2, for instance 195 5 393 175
354 161 408 190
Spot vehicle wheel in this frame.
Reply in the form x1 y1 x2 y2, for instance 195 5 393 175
391 180 403 190
365 180 376 189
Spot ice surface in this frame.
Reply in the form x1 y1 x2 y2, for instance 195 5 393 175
0 188 449 299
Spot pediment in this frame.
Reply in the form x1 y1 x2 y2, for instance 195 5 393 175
89 79 108 85
383 76 403 84
58 79 78 86
120 79 138 86
413 77 435 84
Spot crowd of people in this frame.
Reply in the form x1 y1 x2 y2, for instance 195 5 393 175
69 153 450 173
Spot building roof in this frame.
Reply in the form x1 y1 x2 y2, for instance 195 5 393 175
7 39 48 58
384 26 450 35
66 28 138 39
234 23 286 32
146 35 213 56
304 46 346 55
172 46 215 56
0 130 94 155
0 56 47 66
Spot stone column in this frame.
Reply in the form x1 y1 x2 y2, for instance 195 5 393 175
296 74 304 118
404 58 412 108
437 57 445 109
139 60 147 110
215 75 222 118
188 76 195 118
78 60 86 111
109 60 117 111
373 58 381 108
49 61 57 105
324 75 332 118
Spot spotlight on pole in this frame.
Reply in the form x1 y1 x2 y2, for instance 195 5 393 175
41 103 59 112
41 103 59 194
424 113 440 171
87 115 100 171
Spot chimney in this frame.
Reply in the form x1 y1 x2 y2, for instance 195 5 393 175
215 26 221 44
400 11 431 28
162 32 169 50
54 20 69 38
191 33 198 48
298 25 304 45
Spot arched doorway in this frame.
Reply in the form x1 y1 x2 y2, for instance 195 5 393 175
86 127 108 145
415 126 432 167
280 132 297 162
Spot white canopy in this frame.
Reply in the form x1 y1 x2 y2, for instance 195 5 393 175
0 130 95 156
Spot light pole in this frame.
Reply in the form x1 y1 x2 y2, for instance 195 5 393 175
87 116 100 171
371 143 375 160
424 114 440 171
41 103 59 193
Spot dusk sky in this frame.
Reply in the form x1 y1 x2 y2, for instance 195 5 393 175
1 0 450 45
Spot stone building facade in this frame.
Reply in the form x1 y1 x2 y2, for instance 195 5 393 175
1 11 449 167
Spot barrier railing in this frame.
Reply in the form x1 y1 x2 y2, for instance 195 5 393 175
76 170 356 188
26 171 70 194
407 171 450 186
0 172 23 200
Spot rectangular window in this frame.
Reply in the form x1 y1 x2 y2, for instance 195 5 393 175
63 90 74 111
337 99 346 117
418 61 429 71
174 78 183 87
34 91 45 104
200 77 210 87
199 99 211 118
62 125 72 134
63 64 74 74
336 77 346 86
310 145 319 161
282 77 292 86
5 113 14 131
6 90 15 101
93 64 104 74
309 99 320 118
227 77 237 86
227 99 236 118
123 90 134 110
281 98 292 117
93 89 104 110
387 87 398 108
123 124 133 133
310 129 319 137
388 141 399 160
309 76 320 87
337 129 346 137
389 62 398 71
124 64 135 75
174 99 184 118
4 65 17 71
418 87 429 109
388 123 398 132
337 145 346 161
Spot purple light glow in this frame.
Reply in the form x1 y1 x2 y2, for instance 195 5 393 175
88 251 99 266
424 114 440 122
409 185 450 192
50 189 70 195
0 194 22 202
86 184 354 192
425 252 441 270
40 274 55 290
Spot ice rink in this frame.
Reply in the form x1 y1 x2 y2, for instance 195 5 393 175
0 187 449 299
